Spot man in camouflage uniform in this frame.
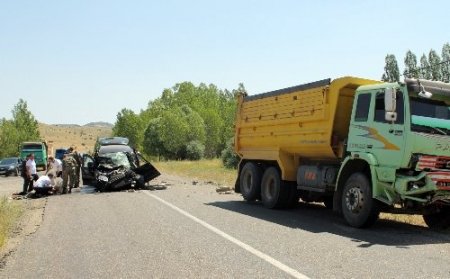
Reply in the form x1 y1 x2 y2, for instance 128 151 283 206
62 147 77 194
72 146 82 188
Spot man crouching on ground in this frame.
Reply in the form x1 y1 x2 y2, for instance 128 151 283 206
34 173 56 196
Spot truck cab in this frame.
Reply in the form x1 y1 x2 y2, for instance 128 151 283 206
342 79 450 228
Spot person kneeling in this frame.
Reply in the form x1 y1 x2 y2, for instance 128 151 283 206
34 173 56 196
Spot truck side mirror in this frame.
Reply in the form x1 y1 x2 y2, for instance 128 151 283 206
384 88 397 122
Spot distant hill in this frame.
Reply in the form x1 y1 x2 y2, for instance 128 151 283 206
39 123 113 154
84 122 114 128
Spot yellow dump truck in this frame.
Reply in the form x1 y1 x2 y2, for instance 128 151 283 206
234 77 450 228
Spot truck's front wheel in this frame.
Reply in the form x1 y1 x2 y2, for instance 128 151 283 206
341 173 379 228
239 162 262 201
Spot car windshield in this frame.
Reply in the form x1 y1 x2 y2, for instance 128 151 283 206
0 158 17 164
97 152 131 168
410 97 450 135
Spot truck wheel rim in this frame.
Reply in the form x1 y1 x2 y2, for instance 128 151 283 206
345 186 364 213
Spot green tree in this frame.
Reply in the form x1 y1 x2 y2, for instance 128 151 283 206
112 109 144 149
441 43 450 83
381 54 400 82
404 50 418 78
428 49 442 81
0 99 40 158
419 54 432 79
143 118 164 159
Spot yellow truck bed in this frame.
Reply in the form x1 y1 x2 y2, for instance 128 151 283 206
234 76 380 180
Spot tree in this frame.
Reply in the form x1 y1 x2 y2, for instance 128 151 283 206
441 43 450 83
404 50 418 78
143 118 164 159
381 54 400 82
419 54 432 80
0 99 40 158
112 109 144 149
428 49 442 81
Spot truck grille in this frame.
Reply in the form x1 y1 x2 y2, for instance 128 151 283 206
417 156 450 171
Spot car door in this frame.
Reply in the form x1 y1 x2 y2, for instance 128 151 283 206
81 154 96 184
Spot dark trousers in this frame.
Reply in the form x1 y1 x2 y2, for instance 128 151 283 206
22 174 38 193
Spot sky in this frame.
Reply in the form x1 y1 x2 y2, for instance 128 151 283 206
1 0 449 125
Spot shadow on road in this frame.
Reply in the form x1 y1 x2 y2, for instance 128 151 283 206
206 200 450 247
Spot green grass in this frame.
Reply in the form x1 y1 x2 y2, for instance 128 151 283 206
0 196 23 248
153 158 237 187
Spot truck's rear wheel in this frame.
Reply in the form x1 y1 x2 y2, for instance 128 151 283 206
261 167 289 209
239 162 262 201
341 173 379 228
423 208 450 229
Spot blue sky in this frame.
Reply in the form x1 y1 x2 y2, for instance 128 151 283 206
1 0 449 125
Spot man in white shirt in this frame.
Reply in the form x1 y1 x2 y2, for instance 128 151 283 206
25 153 38 192
34 173 56 195
47 156 63 177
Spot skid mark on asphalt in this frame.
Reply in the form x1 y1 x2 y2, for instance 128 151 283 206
144 191 309 279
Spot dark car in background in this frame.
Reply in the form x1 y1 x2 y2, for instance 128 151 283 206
0 157 22 177
82 137 160 191
55 148 68 160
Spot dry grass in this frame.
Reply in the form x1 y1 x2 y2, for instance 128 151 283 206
0 197 23 248
153 159 237 187
39 123 112 154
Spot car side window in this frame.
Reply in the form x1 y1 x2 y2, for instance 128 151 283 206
354 93 371 122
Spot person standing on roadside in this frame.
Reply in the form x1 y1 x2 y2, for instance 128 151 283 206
62 148 77 194
20 154 31 195
25 153 38 193
71 146 82 188
47 156 63 177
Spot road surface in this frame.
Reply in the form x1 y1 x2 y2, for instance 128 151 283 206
1 175 450 278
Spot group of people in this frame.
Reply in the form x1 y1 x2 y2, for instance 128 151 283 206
20 146 82 196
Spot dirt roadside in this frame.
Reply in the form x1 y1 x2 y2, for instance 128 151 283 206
0 197 47 269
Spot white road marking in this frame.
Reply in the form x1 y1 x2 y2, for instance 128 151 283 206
144 191 310 279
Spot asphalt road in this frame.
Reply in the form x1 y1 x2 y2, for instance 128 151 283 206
1 175 450 278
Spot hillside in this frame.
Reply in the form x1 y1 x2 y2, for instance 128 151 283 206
39 123 113 155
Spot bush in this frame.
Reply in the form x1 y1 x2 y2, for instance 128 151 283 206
185 140 205 161
221 137 239 169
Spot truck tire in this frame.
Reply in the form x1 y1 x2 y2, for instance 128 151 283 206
239 162 262 201
341 173 379 228
261 167 289 209
423 208 450 229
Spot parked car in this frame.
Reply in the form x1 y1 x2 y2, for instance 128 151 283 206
0 157 22 177
82 137 160 191
55 148 68 160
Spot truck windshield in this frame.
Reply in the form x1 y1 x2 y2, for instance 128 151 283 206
410 97 450 135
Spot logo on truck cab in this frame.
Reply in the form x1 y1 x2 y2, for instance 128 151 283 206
352 125 400 151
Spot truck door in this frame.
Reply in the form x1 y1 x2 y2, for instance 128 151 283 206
370 90 405 167
348 90 405 167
